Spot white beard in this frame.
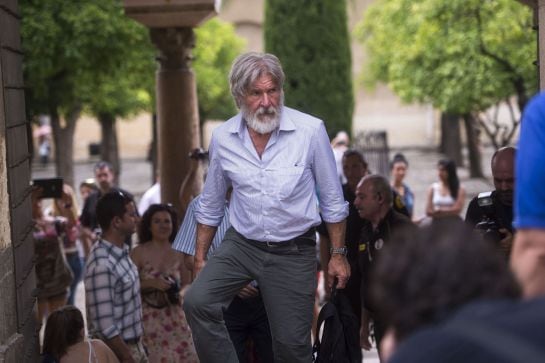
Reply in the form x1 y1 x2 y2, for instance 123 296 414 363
241 102 283 135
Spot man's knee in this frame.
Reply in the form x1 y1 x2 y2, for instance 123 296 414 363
183 284 218 318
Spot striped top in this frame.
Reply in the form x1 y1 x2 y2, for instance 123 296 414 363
172 195 230 257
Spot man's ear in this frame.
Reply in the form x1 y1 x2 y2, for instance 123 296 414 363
111 215 120 230
376 192 383 203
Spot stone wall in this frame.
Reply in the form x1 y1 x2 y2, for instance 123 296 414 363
0 0 39 361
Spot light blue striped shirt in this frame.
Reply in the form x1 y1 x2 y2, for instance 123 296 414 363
195 106 348 242
172 195 230 257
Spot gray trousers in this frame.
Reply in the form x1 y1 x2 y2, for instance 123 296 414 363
183 227 317 363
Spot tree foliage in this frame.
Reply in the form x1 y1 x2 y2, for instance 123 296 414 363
264 0 354 138
194 19 245 121
21 0 244 185
356 0 536 147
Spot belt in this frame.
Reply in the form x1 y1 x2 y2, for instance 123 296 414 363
238 227 316 248
124 337 141 345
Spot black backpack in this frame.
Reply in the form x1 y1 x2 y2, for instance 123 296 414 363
313 281 362 363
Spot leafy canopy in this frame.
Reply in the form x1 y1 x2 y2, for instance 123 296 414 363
21 0 245 122
355 0 536 114
265 0 354 138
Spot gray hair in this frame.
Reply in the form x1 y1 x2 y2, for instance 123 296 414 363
229 52 285 107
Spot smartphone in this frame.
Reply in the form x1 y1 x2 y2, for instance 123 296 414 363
32 178 63 199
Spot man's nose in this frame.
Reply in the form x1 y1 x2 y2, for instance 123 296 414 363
260 93 270 107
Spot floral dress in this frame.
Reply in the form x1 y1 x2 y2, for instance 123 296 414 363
140 262 198 363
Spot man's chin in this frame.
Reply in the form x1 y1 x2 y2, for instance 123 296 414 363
498 193 513 206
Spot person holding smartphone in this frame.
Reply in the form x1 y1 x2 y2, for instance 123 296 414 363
31 184 72 325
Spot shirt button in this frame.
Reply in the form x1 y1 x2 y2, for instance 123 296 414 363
263 211 268 216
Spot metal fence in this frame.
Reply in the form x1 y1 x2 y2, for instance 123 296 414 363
352 130 390 177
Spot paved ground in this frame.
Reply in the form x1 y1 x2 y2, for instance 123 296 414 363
31 146 497 362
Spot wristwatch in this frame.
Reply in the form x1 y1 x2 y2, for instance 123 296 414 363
330 246 348 256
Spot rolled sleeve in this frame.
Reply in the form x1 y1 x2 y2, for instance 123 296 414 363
195 137 229 226
172 198 198 255
312 122 349 223
85 264 120 339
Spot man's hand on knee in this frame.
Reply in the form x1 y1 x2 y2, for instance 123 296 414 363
237 284 259 299
193 259 207 279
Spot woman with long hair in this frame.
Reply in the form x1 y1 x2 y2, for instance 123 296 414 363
390 153 415 218
41 305 118 363
51 184 83 306
32 187 72 324
425 159 466 219
130 204 198 362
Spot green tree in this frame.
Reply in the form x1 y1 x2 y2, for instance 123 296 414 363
356 0 536 176
264 0 354 138
21 0 154 186
194 19 245 122
22 0 244 186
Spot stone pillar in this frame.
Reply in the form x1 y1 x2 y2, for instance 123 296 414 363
151 27 202 217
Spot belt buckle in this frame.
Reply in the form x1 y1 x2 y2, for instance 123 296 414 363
266 241 276 248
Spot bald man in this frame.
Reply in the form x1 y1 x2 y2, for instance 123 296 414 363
465 147 515 258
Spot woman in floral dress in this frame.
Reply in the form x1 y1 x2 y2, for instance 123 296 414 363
131 204 198 362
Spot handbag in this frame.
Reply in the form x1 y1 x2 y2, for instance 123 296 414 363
34 231 73 299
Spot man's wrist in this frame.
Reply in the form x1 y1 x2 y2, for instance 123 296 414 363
330 246 348 256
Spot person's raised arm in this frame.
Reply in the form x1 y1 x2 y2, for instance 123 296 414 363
193 223 218 277
425 186 435 217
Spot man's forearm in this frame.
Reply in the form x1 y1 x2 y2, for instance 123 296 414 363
195 223 218 261
325 220 347 248
105 335 134 362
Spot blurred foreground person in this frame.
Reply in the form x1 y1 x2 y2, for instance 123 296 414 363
130 204 198 362
371 220 541 363
41 305 119 363
512 92 545 298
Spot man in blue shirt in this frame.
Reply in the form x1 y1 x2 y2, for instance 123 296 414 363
183 52 349 363
512 92 545 298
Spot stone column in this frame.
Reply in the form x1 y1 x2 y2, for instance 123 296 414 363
151 27 202 217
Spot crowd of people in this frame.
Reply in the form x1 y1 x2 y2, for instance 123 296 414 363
33 52 545 363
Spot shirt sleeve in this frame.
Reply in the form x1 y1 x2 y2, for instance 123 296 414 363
172 199 198 256
85 264 120 339
195 135 230 226
311 122 349 223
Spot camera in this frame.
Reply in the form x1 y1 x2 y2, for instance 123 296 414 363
474 191 505 243
166 278 181 305
188 148 209 160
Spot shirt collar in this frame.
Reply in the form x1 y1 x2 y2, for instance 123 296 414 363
100 238 129 259
228 106 296 137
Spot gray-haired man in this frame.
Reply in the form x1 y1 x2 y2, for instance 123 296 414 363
183 52 350 362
